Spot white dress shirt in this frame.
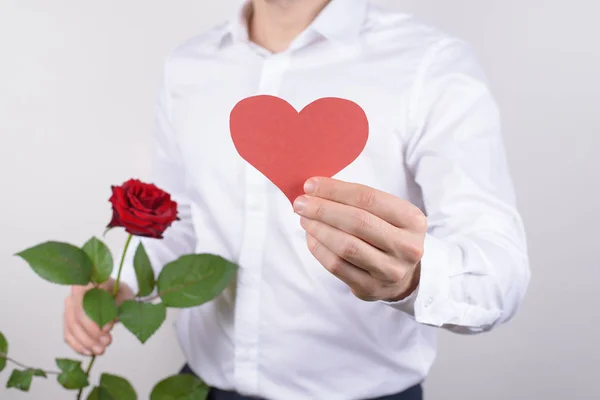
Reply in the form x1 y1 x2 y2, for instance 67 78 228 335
114 0 530 398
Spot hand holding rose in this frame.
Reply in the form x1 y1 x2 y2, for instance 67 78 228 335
294 177 426 302
63 280 134 357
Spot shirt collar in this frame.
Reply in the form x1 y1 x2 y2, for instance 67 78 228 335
220 0 369 48
310 0 369 44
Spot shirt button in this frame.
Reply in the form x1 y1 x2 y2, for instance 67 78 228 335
425 297 434 307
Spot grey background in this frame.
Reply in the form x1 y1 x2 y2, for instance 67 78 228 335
0 0 598 399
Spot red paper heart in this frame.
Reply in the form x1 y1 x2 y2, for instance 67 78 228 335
230 95 369 204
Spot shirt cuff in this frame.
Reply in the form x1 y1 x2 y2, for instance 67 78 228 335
380 234 454 326
379 283 420 316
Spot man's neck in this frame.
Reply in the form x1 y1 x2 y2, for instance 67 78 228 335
249 0 331 53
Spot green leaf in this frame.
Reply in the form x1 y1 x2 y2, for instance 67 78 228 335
0 331 8 372
7 369 33 391
87 386 116 400
31 368 47 377
150 374 209 400
83 288 118 329
133 243 155 297
16 241 93 285
100 373 137 400
56 358 89 390
83 237 114 284
118 301 166 344
157 254 237 308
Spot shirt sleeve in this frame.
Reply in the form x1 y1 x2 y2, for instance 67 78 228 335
382 38 531 334
110 57 197 296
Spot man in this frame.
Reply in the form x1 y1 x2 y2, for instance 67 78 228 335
63 0 530 399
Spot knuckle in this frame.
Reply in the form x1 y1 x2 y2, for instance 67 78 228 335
409 209 428 232
307 236 320 254
350 210 371 232
327 257 345 275
402 241 424 262
415 215 428 232
356 189 376 209
388 265 408 283
314 202 326 219
341 240 360 259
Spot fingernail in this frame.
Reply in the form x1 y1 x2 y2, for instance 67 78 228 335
93 345 103 355
304 179 317 194
100 336 110 346
83 349 92 356
294 196 307 214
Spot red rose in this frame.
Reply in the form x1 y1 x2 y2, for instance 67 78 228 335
107 179 179 239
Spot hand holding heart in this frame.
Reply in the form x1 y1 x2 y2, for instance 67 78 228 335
294 177 426 302
229 95 424 301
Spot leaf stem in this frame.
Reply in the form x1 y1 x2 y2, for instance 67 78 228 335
77 233 134 400
0 351 60 375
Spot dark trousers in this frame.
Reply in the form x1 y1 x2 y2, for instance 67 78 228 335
180 364 423 400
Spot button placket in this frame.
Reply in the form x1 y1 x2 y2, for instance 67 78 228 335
233 51 292 395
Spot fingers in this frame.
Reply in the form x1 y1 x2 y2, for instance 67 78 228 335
63 303 90 357
306 234 380 301
63 295 113 356
75 307 106 339
64 327 91 356
304 177 427 231
300 216 393 280
75 308 113 354
294 195 398 251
